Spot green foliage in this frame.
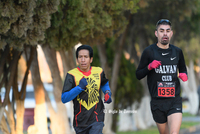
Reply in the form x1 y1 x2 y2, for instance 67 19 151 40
105 38 116 67
91 45 101 67
124 0 140 14
44 0 140 50
0 0 60 49
115 55 143 109
91 37 117 68
92 37 116 69
175 36 200 65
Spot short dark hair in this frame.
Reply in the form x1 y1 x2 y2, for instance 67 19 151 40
156 19 172 30
76 45 93 59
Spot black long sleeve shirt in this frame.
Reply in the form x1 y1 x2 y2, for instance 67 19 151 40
136 43 187 98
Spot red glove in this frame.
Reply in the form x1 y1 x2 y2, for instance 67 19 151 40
179 73 188 82
148 60 161 70
104 90 112 104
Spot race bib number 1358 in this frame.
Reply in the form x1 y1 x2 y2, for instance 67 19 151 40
157 82 175 97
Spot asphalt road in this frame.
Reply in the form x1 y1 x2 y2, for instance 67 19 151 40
181 126 200 134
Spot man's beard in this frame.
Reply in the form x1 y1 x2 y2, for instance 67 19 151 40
161 37 169 45
161 41 168 45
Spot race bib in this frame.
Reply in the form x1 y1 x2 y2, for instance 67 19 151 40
157 82 175 97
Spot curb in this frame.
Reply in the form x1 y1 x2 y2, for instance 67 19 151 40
180 124 200 134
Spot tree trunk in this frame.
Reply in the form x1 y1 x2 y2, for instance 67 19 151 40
118 21 155 131
180 60 199 115
118 78 155 132
132 95 155 129
15 100 25 134
0 45 10 79
59 49 70 76
118 106 137 131
42 44 72 134
188 60 199 115
96 43 110 78
196 59 200 86
0 107 10 134
7 101 16 134
59 48 76 77
99 25 128 133
0 50 21 121
127 23 155 130
59 48 76 131
0 49 22 134
97 42 113 134
29 47 49 134
13 46 34 134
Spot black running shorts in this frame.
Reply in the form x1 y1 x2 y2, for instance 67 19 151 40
150 97 182 123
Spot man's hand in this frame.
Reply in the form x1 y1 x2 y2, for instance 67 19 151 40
148 60 161 70
104 90 112 104
78 77 88 89
179 73 188 82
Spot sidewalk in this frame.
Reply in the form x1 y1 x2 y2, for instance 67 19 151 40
180 116 200 134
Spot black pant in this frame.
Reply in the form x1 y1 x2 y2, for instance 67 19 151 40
74 122 104 134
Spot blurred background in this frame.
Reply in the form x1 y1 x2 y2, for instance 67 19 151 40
0 0 200 134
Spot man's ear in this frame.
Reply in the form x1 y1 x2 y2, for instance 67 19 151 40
171 30 173 36
76 58 79 65
155 31 158 37
90 57 93 63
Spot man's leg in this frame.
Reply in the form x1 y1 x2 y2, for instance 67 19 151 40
151 100 169 134
156 122 169 134
167 113 182 134
74 126 90 134
89 122 104 134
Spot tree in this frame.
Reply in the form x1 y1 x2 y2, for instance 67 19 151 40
0 0 60 133
29 47 49 134
0 46 22 134
41 44 72 134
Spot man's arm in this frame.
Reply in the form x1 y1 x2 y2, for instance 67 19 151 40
61 74 87 103
178 49 188 82
100 71 112 103
178 49 187 74
61 86 84 103
101 82 110 94
136 48 152 80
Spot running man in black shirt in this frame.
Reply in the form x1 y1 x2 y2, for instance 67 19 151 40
61 45 112 134
136 19 188 134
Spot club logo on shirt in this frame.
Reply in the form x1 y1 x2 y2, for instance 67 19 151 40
93 73 99 80
77 77 100 110
155 65 177 74
155 65 177 81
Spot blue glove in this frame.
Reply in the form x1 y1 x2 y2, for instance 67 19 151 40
104 90 112 103
78 77 88 89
